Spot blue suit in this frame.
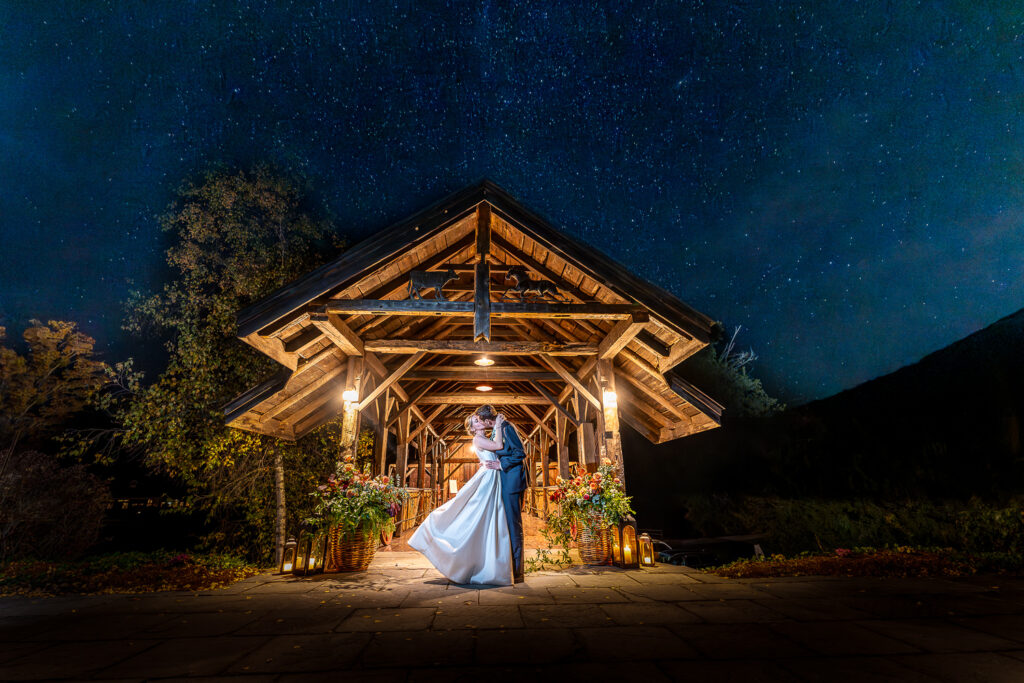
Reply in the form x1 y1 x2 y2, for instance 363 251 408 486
494 421 527 578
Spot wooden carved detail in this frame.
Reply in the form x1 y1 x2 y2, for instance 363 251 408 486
408 267 458 301
502 266 562 301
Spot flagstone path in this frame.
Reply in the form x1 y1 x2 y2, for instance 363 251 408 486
4 552 1024 681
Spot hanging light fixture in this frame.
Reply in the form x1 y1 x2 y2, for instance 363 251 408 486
474 357 495 367
475 384 493 392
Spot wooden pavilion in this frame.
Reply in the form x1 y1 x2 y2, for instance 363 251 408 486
224 181 723 525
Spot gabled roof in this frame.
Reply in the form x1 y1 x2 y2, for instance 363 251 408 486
227 181 723 444
237 181 719 343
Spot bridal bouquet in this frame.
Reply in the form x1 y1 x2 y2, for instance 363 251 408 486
307 455 407 536
548 461 634 538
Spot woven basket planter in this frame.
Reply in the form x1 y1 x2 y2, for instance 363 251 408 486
327 525 377 572
577 526 613 565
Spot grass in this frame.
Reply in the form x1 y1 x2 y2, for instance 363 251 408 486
705 546 1024 579
0 551 261 596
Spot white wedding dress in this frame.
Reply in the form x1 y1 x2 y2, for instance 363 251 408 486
408 446 512 585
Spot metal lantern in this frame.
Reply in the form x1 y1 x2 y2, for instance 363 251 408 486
306 532 328 575
294 535 312 575
279 536 298 574
610 515 640 569
638 533 656 567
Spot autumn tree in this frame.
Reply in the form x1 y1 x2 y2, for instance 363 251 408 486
116 167 345 562
0 321 111 559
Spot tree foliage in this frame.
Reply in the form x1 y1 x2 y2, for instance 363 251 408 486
114 168 347 561
680 326 784 419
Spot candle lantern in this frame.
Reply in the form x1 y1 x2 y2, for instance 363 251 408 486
638 533 656 567
610 515 639 569
278 536 298 574
306 532 328 575
294 535 312 575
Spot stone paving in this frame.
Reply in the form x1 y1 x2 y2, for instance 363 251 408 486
4 552 1024 681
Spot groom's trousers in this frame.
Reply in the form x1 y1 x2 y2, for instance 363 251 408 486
502 490 524 577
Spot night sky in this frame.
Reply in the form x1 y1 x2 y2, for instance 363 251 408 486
2 1 1022 404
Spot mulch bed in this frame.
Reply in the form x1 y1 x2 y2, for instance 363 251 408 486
707 548 975 579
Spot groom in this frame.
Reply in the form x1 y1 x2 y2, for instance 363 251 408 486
477 404 526 582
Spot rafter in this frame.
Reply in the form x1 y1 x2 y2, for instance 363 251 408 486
356 352 425 411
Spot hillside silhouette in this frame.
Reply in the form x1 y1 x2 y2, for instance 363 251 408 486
625 307 1024 534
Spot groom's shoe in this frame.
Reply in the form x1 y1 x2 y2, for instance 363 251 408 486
513 574 525 584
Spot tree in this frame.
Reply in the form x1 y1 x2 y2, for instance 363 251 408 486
680 326 784 419
0 321 107 466
116 167 346 562
0 321 111 560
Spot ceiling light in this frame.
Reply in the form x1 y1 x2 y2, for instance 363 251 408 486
475 384 493 392
474 357 495 366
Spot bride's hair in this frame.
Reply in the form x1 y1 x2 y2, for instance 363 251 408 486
464 413 477 436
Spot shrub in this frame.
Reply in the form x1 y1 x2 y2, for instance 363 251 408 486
0 450 110 560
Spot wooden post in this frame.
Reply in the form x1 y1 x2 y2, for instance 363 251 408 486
339 356 364 469
556 413 571 480
394 409 412 538
596 359 625 480
417 431 426 488
373 392 393 477
540 431 550 519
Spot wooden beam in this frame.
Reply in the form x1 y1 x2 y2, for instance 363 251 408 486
326 300 474 316
387 381 436 428
409 404 445 443
474 261 490 341
476 202 491 259
614 367 689 421
355 352 425 411
540 354 600 409
259 364 345 423
403 369 560 381
323 300 643 320
519 404 557 442
309 313 364 356
534 382 581 427
363 339 598 356
417 393 550 405
667 374 724 424
282 326 322 355
597 311 650 359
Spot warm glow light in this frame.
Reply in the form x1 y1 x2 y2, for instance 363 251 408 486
282 562 293 572
623 544 632 565
474 357 495 366
602 390 618 408
475 384 493 392
342 389 358 403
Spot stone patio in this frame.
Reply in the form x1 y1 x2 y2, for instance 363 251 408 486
4 552 1024 680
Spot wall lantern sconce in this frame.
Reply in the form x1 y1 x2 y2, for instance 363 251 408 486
602 390 618 408
342 389 358 408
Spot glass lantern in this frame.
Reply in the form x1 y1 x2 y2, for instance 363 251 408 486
638 533 656 567
278 536 298 574
294 535 312 575
306 532 328 575
611 515 639 569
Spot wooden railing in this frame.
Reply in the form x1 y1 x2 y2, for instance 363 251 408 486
395 488 435 535
524 486 556 519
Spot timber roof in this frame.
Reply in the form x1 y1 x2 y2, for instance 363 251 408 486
226 181 723 444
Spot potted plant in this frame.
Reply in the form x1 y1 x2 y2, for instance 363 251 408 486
548 461 635 565
307 454 407 572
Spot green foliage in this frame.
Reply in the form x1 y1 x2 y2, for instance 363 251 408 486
681 494 1024 558
547 462 635 539
0 550 260 595
306 453 407 536
680 326 784 418
112 167 346 561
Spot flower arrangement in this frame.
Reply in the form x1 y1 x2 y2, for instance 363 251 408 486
548 461 634 539
307 454 407 536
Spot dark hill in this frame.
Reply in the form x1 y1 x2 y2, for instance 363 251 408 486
624 307 1024 535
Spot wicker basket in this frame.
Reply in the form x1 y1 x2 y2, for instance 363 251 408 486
327 525 377 572
577 526 613 565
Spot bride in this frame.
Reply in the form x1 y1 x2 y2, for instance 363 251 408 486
408 411 512 585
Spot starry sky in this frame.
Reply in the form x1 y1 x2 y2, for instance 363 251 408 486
1 1 1022 404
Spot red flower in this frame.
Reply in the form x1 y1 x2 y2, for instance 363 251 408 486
583 493 591 501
